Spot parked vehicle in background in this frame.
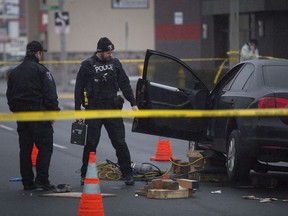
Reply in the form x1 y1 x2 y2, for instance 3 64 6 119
0 55 23 80
0 65 15 80
132 49 288 182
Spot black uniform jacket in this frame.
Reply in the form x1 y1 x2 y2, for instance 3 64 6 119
74 54 136 110
6 55 60 112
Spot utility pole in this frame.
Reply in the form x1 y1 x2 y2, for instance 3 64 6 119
125 21 128 50
229 0 239 66
58 0 68 90
26 0 41 47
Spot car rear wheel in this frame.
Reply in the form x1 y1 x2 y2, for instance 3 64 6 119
226 129 251 182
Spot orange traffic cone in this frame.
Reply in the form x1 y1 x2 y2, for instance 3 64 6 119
150 139 177 161
78 152 105 216
31 144 38 167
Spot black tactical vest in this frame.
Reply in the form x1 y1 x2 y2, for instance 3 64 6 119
87 58 118 100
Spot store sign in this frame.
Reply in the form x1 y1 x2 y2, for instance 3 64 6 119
54 11 70 34
0 0 19 19
7 37 27 55
112 0 149 9
174 12 183 25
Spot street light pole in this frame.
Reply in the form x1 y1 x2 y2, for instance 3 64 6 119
2 0 7 62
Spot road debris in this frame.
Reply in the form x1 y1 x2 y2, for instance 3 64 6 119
259 198 278 203
243 195 278 203
242 195 259 200
211 190 222 194
135 179 193 199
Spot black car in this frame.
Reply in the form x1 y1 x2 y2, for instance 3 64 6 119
132 49 288 182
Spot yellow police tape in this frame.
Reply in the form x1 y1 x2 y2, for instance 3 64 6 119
1 53 287 66
0 58 225 65
0 109 288 122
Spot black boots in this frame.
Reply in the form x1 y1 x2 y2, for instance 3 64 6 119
124 174 135 186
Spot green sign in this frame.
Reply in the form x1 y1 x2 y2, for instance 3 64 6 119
40 5 59 11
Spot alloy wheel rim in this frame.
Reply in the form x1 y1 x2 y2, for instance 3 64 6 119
227 138 235 172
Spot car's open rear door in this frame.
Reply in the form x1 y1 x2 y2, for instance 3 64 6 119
132 50 210 141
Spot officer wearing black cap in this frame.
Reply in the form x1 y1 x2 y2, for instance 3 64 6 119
74 37 138 186
6 40 60 191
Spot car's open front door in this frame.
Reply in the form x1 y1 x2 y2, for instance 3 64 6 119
132 50 210 141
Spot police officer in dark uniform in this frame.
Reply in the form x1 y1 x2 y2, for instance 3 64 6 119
6 41 60 190
74 37 138 185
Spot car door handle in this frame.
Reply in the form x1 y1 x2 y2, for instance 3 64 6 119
151 100 190 108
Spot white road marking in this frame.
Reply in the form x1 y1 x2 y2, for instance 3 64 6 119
0 124 67 149
53 143 67 149
0 124 14 131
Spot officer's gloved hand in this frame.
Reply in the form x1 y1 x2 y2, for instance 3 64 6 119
132 106 139 111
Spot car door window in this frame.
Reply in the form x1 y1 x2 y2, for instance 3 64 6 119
222 77 234 91
242 72 254 91
229 63 254 91
263 65 288 88
211 63 244 97
146 54 203 90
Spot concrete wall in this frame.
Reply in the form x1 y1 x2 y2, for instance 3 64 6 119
154 0 201 59
46 0 155 53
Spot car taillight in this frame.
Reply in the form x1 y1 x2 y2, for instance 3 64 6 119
258 97 288 108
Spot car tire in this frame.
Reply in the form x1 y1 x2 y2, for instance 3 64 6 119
226 129 251 183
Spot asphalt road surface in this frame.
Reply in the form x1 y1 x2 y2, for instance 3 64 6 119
0 89 288 216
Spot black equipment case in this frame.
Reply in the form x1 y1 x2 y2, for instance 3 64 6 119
70 122 88 146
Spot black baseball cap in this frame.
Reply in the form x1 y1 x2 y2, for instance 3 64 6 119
96 37 115 52
26 40 47 53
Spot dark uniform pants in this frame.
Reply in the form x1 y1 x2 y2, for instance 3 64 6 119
17 121 53 186
81 100 132 178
